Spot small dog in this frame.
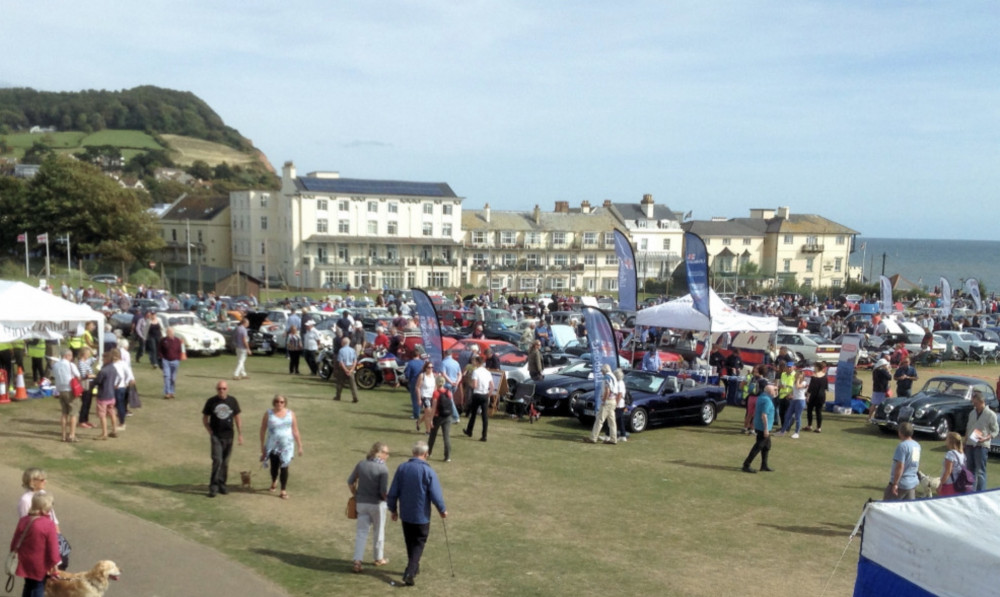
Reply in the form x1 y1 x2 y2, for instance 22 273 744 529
45 560 121 597
240 470 253 491
916 470 940 498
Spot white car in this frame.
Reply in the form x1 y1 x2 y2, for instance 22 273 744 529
933 331 997 360
775 331 841 364
160 312 226 356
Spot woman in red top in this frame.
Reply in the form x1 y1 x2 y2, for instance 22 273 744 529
10 492 61 597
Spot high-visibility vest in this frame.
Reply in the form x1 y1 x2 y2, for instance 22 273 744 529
0 342 13 352
68 335 83 349
778 371 795 399
26 341 46 359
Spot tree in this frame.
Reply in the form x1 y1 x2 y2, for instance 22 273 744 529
187 160 212 180
21 141 54 164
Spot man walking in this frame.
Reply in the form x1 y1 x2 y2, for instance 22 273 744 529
965 389 998 492
742 383 776 473
387 441 447 587
202 380 243 497
233 317 250 380
334 336 359 402
404 350 427 420
586 364 619 444
463 356 494 442
51 349 81 443
158 327 184 399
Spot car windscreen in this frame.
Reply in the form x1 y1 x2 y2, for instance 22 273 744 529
920 379 974 399
557 362 592 377
624 372 665 394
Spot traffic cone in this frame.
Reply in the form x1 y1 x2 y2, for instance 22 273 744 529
0 369 8 404
12 367 28 401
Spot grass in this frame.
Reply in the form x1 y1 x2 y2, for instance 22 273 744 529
160 134 257 167
5 355 999 596
1 130 248 167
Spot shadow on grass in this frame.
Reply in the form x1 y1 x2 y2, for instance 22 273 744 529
117 480 211 496
667 458 748 473
251 547 345 573
841 425 890 436
758 521 855 537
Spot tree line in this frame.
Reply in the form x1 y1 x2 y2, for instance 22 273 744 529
0 86 250 151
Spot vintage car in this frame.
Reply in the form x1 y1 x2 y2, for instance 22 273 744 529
775 331 840 364
570 370 726 433
159 311 226 356
218 312 276 355
871 375 999 440
933 331 998 360
531 360 601 416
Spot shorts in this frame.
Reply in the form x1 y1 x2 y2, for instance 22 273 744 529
96 398 115 417
58 391 74 416
871 391 886 406
421 397 433 409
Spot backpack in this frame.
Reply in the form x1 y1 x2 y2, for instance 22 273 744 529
435 389 454 419
953 462 975 493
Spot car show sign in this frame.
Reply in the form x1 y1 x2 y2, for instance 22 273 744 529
683 232 710 321
834 334 862 408
613 229 637 312
411 288 443 372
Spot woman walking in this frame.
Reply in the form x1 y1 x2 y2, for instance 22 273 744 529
347 442 390 573
285 325 303 374
10 492 61 597
939 432 967 496
804 362 828 433
259 395 303 500
416 361 436 434
777 367 809 438
428 377 454 462
92 350 120 440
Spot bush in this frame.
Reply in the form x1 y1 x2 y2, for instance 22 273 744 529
129 268 161 288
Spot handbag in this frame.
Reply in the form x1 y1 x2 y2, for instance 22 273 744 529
6 517 36 592
70 377 84 399
127 384 142 408
346 496 358 519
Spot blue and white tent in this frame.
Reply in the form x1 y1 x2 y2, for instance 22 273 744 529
854 490 1000 596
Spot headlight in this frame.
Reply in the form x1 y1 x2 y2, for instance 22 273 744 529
884 404 894 414
546 388 568 397
914 407 933 419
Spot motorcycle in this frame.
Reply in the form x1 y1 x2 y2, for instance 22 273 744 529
317 346 337 380
355 347 407 390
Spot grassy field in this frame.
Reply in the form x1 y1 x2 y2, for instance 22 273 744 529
2 130 251 167
160 134 257 167
5 355 999 596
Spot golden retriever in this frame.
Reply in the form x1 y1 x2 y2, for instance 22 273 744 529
45 560 121 597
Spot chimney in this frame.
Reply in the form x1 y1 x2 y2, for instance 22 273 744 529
554 201 569 213
580 200 591 214
282 161 295 182
776 206 790 219
641 193 654 219
533 204 541 225
484 203 491 223
603 199 612 208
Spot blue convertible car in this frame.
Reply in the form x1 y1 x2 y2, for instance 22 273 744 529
570 370 726 433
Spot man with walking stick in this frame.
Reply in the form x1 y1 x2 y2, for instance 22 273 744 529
387 440 448 586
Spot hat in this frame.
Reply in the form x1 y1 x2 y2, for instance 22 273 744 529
875 358 889 369
304 320 315 327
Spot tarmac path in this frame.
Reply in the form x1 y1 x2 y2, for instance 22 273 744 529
0 463 291 597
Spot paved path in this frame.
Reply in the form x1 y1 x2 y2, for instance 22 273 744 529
1 463 291 597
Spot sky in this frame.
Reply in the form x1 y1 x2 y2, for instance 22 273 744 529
4 1 1000 240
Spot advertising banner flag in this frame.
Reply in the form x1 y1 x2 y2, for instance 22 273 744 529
965 278 982 313
879 275 892 314
940 277 952 317
683 232 711 320
613 229 637 312
834 334 862 408
411 288 443 372
583 306 619 411
36 233 48 243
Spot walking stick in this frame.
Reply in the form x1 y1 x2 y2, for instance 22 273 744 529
441 517 455 577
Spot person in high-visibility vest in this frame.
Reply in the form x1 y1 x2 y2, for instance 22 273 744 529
0 341 14 392
26 339 47 385
776 361 796 430
67 332 84 360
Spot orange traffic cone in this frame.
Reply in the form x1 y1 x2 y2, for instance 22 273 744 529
12 366 27 401
0 369 8 403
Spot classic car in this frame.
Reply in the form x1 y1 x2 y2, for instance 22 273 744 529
570 370 726 433
159 311 226 356
775 331 840 364
531 360 600 415
933 331 998 360
218 312 276 355
871 375 999 440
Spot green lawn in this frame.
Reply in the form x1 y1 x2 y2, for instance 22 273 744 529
5 355 997 596
81 129 163 149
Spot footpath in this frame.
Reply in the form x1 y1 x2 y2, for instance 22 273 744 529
0 463 291 597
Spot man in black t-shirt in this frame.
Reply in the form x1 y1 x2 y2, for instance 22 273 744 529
202 380 243 497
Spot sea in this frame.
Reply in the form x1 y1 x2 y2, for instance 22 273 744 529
849 237 1000 294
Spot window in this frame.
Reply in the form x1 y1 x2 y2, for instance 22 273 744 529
260 193 269 207
550 277 566 290
553 254 568 266
806 258 814 272
526 253 539 266
500 231 516 245
783 234 793 245
743 237 751 245
442 204 453 215
583 232 597 246
317 199 328 211
197 231 203 243
422 223 433 236
420 246 432 261
806 235 818 246
472 253 488 266
171 229 177 241
662 239 671 250
387 221 398 235
339 200 349 212
832 278 843 287
637 220 648 228
423 203 433 215
386 246 399 261
337 244 349 262
836 235 846 245
367 221 378 235
442 223 452 237
783 259 791 272
503 253 517 267
605 255 618 265
368 201 378 213
603 232 615 246
602 278 619 291
317 219 328 233
552 232 566 246
338 220 349 234
427 272 449 287
317 246 328 265
259 242 266 256
639 238 648 250
388 202 398 214
803 278 813 288
584 254 596 265
835 257 843 272
722 238 731 246
260 216 268 230
527 232 541 246
472 231 486 244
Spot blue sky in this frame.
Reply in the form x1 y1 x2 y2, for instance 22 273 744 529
5 1 999 240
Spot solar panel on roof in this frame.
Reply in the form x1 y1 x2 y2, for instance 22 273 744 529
298 177 455 198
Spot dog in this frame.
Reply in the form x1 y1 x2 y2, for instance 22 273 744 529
45 560 121 597
240 470 253 490
916 470 940 498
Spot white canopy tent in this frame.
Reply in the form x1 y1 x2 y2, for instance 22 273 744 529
634 288 778 333
0 280 105 345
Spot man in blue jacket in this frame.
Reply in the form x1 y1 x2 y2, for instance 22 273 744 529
742 383 776 474
387 440 447 586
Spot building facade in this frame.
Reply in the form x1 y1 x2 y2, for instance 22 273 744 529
158 194 232 268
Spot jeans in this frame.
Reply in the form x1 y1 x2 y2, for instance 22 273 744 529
465 393 489 439
409 384 421 419
288 351 302 374
234 348 248 378
429 416 452 460
162 359 180 395
22 577 45 597
209 434 234 492
353 501 387 562
966 444 989 492
401 521 431 580
115 386 127 426
744 430 771 469
615 407 629 439
780 400 804 433
146 336 160 367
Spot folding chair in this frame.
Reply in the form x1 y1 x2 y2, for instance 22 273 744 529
505 382 537 422
966 345 985 365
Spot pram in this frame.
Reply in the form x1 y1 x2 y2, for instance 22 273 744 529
504 382 539 422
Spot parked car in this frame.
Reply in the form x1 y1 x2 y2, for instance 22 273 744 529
570 370 726 433
90 274 120 285
219 312 276 355
933 331 998 360
775 331 840 364
159 311 226 356
871 375 998 440
463 320 522 344
531 360 600 416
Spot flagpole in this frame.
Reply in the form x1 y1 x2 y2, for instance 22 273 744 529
44 234 51 279
22 232 28 277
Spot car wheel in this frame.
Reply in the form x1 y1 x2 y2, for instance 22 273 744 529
566 390 584 416
628 407 648 433
355 367 377 390
954 348 966 360
699 402 717 425
933 416 952 441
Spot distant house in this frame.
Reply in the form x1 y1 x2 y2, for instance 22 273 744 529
158 194 232 268
29 125 56 134
13 164 41 179
154 167 196 185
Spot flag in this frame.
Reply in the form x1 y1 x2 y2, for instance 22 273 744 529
965 278 982 313
860 242 867 251
16 233 25 243
36 233 48 243
411 288 443 371
879 275 892 314
684 232 711 320
583 306 619 411
835 334 863 407
684 210 693 220
939 277 952 317
612 229 637 312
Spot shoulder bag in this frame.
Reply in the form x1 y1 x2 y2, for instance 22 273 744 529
6 517 36 592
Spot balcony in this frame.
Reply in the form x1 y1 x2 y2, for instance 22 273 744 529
801 244 824 253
